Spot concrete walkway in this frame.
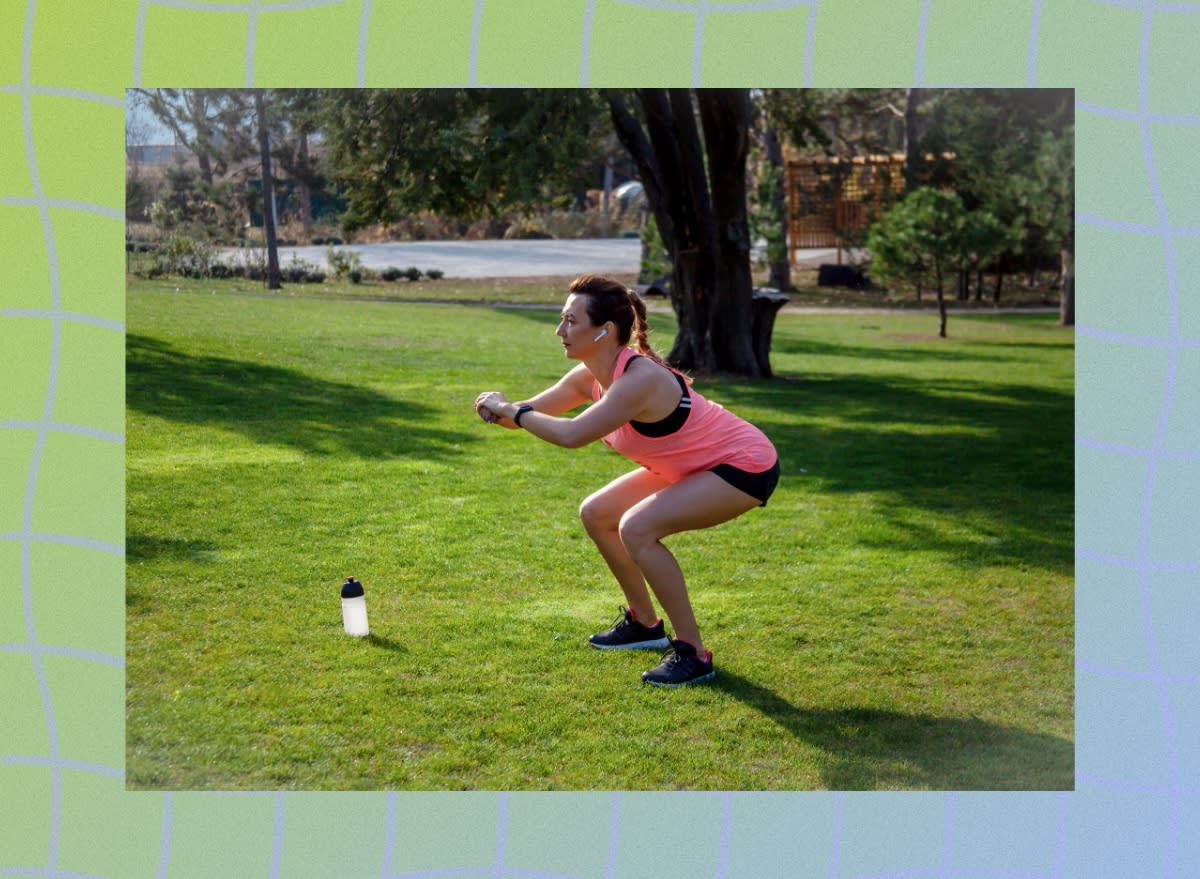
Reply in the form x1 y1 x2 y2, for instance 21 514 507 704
224 238 863 280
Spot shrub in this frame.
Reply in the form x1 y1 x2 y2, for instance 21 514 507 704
404 266 421 281
326 247 362 280
425 269 444 280
155 233 215 278
380 267 403 282
349 269 363 284
285 255 321 283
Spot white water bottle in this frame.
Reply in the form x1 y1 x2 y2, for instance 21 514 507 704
340 576 369 636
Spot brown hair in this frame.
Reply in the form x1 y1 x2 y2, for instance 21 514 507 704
569 274 686 379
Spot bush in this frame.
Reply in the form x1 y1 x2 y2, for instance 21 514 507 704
502 219 553 240
404 266 421 281
425 269 444 280
155 233 215 278
326 247 362 280
380 267 403 282
285 255 321 284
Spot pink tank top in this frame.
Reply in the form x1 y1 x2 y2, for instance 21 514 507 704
590 348 777 482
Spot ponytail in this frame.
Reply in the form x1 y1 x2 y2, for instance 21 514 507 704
570 274 691 383
624 288 690 383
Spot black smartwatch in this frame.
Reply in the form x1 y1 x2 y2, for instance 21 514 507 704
514 405 535 427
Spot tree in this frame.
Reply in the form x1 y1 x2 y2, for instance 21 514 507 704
1023 124 1075 325
321 89 608 233
918 89 1072 301
253 89 282 290
260 89 321 237
868 187 972 338
137 88 254 186
605 89 780 375
753 123 790 292
322 88 778 377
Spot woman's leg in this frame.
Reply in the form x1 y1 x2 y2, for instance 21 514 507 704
579 468 671 622
617 471 761 656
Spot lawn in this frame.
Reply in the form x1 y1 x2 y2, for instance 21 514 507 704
126 281 1074 790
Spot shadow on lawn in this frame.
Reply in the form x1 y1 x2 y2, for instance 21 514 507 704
714 669 1073 790
127 334 475 460
717 370 1074 574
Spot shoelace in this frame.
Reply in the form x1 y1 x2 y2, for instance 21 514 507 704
656 646 686 668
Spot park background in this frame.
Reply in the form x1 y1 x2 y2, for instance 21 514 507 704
1 0 1197 877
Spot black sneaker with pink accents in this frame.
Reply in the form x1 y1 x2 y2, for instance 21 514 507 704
587 606 670 650
641 638 716 687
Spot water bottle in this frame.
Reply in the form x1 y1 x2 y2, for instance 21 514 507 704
340 576 369 636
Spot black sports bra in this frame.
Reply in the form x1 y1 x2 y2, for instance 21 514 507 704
626 355 692 437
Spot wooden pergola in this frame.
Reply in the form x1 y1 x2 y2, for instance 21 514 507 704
786 153 953 264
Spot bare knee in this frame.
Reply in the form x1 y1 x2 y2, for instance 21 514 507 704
618 511 657 559
580 493 618 536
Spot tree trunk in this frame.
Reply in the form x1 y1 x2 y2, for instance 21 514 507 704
298 130 313 239
606 88 766 377
903 88 924 192
751 290 789 378
935 269 947 338
1060 246 1074 326
254 89 281 290
698 89 760 376
762 124 790 292
993 270 1003 303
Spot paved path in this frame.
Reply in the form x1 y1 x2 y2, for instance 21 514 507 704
225 238 859 279
228 238 641 278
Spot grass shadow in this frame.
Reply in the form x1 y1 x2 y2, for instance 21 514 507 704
713 369 1073 574
126 534 220 563
127 334 476 461
714 668 1073 790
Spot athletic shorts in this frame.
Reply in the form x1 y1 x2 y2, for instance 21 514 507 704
709 458 781 507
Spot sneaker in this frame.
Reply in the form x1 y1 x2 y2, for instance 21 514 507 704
641 639 716 687
588 606 670 650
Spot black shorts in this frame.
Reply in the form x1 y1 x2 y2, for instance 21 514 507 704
709 458 781 507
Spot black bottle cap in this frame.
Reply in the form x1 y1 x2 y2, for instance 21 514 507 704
341 577 364 598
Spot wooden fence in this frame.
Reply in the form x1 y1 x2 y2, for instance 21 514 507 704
786 153 952 263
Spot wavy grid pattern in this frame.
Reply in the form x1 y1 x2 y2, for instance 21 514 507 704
0 0 1196 877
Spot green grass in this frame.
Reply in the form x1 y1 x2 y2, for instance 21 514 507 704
126 282 1073 790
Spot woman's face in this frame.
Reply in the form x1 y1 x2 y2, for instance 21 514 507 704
556 293 606 358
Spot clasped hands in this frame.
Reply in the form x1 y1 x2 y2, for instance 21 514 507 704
474 391 516 424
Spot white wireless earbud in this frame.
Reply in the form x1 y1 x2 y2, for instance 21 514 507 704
593 328 609 342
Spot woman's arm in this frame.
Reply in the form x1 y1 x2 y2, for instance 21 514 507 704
480 364 654 448
475 363 593 429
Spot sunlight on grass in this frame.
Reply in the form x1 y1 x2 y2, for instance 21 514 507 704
126 285 1073 790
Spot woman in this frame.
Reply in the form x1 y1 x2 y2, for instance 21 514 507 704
475 275 779 687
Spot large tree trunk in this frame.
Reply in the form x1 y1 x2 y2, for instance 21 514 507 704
698 89 759 376
254 89 281 290
606 88 766 376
